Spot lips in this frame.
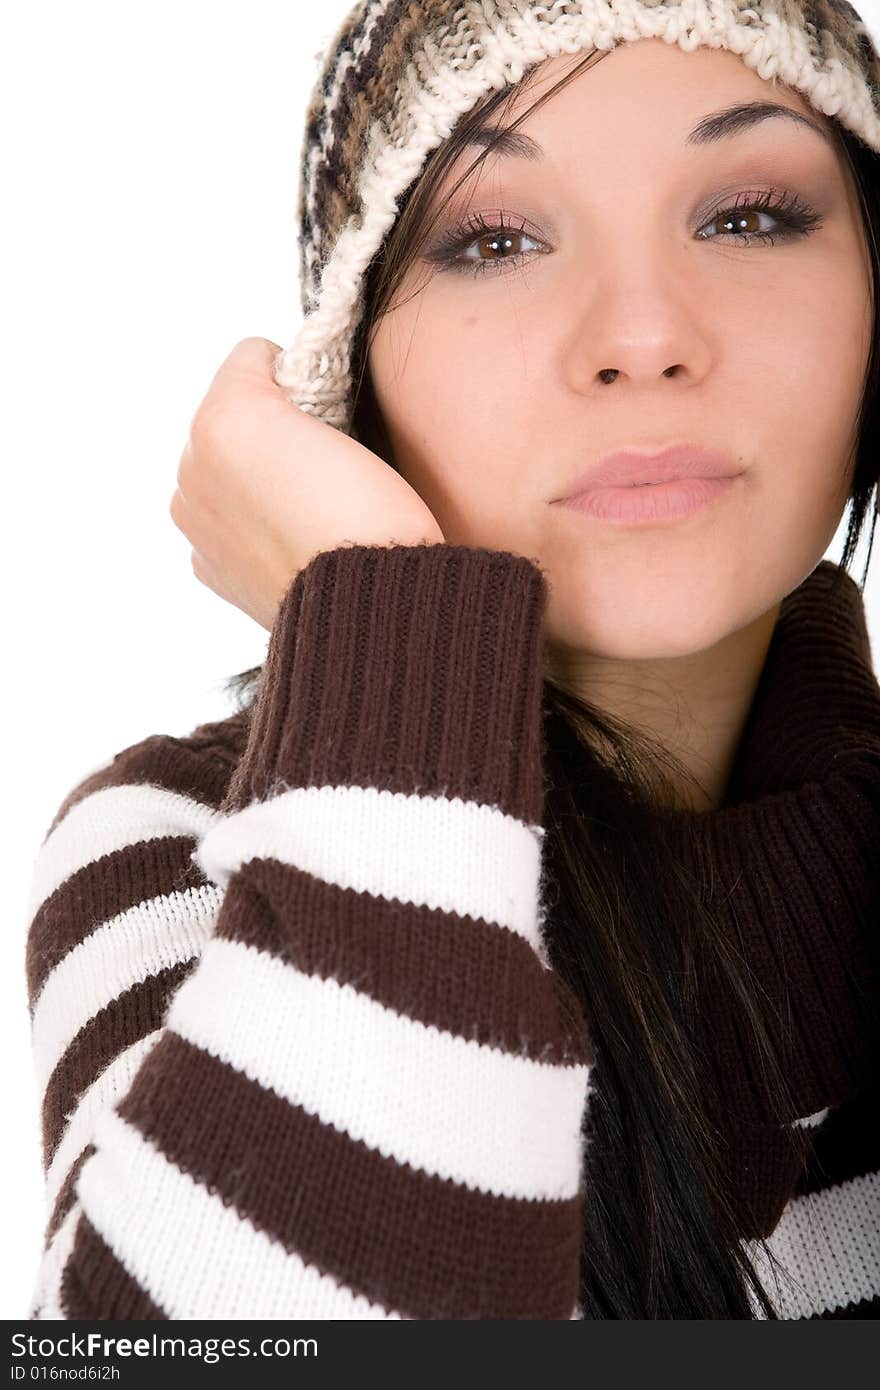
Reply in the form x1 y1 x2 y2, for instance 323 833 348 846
553 443 745 501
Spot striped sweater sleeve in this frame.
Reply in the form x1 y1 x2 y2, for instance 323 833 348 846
25 733 234 1318
25 542 595 1321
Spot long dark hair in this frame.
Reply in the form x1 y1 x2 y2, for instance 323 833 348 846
223 49 880 1316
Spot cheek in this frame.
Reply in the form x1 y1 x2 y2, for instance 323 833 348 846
367 302 537 528
764 259 868 431
746 270 865 518
399 310 530 431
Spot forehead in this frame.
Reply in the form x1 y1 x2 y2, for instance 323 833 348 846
487 38 836 137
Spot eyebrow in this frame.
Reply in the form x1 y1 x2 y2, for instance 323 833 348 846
464 99 835 159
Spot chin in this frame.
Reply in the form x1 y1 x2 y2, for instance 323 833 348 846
548 583 742 662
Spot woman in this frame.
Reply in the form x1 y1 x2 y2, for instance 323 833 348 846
25 0 880 1319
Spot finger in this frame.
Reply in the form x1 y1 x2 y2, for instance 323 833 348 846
169 486 219 544
175 437 224 521
189 547 231 604
176 439 194 493
169 486 190 535
189 546 266 630
210 336 285 395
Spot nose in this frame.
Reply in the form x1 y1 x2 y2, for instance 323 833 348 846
562 250 713 395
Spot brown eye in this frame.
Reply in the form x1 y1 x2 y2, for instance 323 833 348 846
471 228 530 263
716 209 764 235
696 189 825 247
423 210 546 277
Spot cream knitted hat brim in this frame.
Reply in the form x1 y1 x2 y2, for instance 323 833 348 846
274 0 880 435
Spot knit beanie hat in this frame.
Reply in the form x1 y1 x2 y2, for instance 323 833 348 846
273 0 880 435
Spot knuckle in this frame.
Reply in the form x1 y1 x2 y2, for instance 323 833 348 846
177 448 196 494
188 405 218 452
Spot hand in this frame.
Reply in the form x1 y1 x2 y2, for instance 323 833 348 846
169 337 445 631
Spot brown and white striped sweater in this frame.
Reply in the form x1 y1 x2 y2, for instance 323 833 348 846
24 543 880 1319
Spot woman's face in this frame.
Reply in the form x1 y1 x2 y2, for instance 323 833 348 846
366 38 872 668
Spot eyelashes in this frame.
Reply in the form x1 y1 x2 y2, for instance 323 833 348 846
696 187 825 245
422 188 826 279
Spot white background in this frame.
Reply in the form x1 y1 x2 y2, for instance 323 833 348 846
3 0 879 1318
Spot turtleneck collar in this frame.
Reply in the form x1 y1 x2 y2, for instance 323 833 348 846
649 558 880 820
718 560 880 804
647 559 880 1235
642 558 873 1212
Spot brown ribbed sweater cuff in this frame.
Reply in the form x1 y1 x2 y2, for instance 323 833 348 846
223 542 550 824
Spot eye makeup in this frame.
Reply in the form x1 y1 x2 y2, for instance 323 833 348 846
421 184 825 278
